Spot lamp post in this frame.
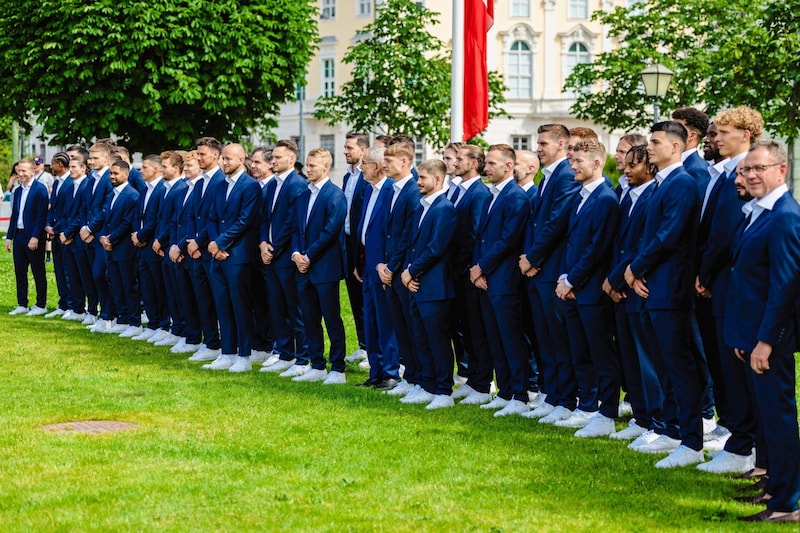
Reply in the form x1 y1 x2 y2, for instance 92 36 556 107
641 63 674 124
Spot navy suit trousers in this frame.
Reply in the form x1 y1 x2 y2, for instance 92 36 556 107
12 233 47 308
362 271 400 381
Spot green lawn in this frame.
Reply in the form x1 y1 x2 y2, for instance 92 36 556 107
0 251 791 531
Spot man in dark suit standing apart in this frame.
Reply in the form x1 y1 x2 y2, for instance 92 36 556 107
341 133 369 364
554 140 620 436
290 148 348 384
624 121 704 468
449 145 493 405
400 159 457 409
99 160 142 337
259 140 309 375
470 144 530 417
203 144 262 373
5 158 49 316
44 152 74 318
725 141 800 523
520 124 580 423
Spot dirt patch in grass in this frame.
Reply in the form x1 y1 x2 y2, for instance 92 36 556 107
39 420 139 434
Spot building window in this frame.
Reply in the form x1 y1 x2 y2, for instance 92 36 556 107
414 137 425 167
322 58 336 98
512 135 531 151
321 0 336 20
565 42 591 81
357 0 371 17
511 0 530 17
508 41 533 99
320 134 336 167
569 0 588 19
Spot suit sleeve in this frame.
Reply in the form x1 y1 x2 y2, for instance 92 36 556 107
475 192 528 275
215 183 260 251
758 208 800 345
698 179 744 286
387 192 420 273
566 197 619 290
272 179 304 256
305 191 346 263
524 177 579 267
408 205 457 279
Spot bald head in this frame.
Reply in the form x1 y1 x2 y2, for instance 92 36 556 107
514 150 540 186
222 143 247 176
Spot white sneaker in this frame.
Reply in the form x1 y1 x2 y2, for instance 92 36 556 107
100 319 118 332
345 348 368 363
26 306 47 317
480 396 509 410
399 384 423 401
292 368 327 382
385 380 413 396
153 333 180 346
188 346 221 361
703 417 717 434
108 323 128 333
451 384 475 400
575 414 616 438
358 359 370 370
44 308 66 318
618 401 633 417
81 314 97 325
628 429 659 450
635 434 681 454
147 329 168 343
323 371 346 385
494 399 530 417
141 312 149 325
119 325 143 338
400 389 435 404
260 358 296 373
426 394 455 410
539 406 574 424
263 353 280 367
131 328 158 341
522 402 555 419
172 342 201 354
655 445 705 468
528 391 545 407
89 319 112 333
8 306 28 315
460 390 492 405
696 450 754 474
228 357 252 373
61 310 76 320
202 354 236 370
555 409 597 428
453 374 467 385
279 364 309 378
610 420 648 440
703 425 732 451
249 350 271 363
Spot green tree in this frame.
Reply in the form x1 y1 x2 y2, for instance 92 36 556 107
313 0 507 150
0 0 319 153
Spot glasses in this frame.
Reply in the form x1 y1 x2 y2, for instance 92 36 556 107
740 163 782 175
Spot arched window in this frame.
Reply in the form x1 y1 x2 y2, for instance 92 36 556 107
565 42 590 80
508 41 533 99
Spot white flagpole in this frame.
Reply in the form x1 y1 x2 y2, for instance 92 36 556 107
451 0 465 143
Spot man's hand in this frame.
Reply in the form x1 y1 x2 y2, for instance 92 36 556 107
750 341 772 375
632 278 649 299
99 235 112 252
469 264 483 284
4 240 10 253
555 279 574 301
292 252 311 273
169 245 183 263
377 263 393 285
260 241 274 265
79 226 92 242
695 276 712 298
28 237 39 251
152 240 163 256
473 275 488 291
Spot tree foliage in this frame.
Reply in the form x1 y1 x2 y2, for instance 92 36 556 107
565 0 800 141
313 0 508 151
0 0 319 152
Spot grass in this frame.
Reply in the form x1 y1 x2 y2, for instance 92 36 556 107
0 251 792 531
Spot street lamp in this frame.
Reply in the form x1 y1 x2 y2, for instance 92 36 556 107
641 63 674 124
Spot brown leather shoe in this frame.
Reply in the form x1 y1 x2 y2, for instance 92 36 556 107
739 509 800 522
737 478 767 494
734 491 772 504
737 467 767 479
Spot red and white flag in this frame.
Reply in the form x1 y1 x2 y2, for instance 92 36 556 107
452 0 494 142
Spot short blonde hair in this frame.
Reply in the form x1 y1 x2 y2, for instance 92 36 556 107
572 139 606 161
307 148 333 166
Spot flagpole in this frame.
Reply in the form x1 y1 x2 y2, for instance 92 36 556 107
451 0 464 142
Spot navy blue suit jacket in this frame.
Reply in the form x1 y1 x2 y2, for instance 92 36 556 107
61 176 94 250
523 159 580 282
259 171 307 268
383 176 420 275
103 184 140 261
725 192 800 352
134 180 166 245
155 179 188 249
473 180 529 296
406 193 457 302
173 179 199 253
357 179 395 274
48 177 73 233
7 181 49 241
629 165 700 309
191 170 226 260
291 180 347 284
86 170 113 236
128 167 147 194
451 179 491 275
561 181 619 305
207 173 262 265
683 151 710 203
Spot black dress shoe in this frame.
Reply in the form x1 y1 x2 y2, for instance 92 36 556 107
734 491 772 504
356 377 380 387
374 378 399 390
739 509 800 522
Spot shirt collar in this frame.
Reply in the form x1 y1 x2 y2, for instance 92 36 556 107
227 169 245 183
742 199 756 216
655 161 682 184
393 174 413 192
520 181 535 192
421 187 448 208
448 176 463 188
188 176 202 187
618 174 629 190
204 166 220 179
309 176 330 193
709 158 730 180
492 176 515 195
724 152 747 177
681 147 698 162
114 182 128 194
543 157 567 178
347 164 361 176
460 175 483 191
93 166 109 178
581 178 604 197
275 169 292 184
629 180 653 203
372 177 388 191
756 184 789 211
148 176 163 190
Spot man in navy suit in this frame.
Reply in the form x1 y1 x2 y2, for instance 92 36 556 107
376 140 421 399
448 145 493 405
612 134 647 199
341 133 369 364
5 158 49 316
44 152 74 318
520 124 580 423
470 144 530 417
624 121 704 468
110 145 147 194
98 160 142 337
259 140 310 376
672 107 711 197
554 140 620 436
355 146 400 389
400 159 457 409
203 144 262 373
290 148 348 384
604 144 661 442
131 155 168 341
725 141 800 523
